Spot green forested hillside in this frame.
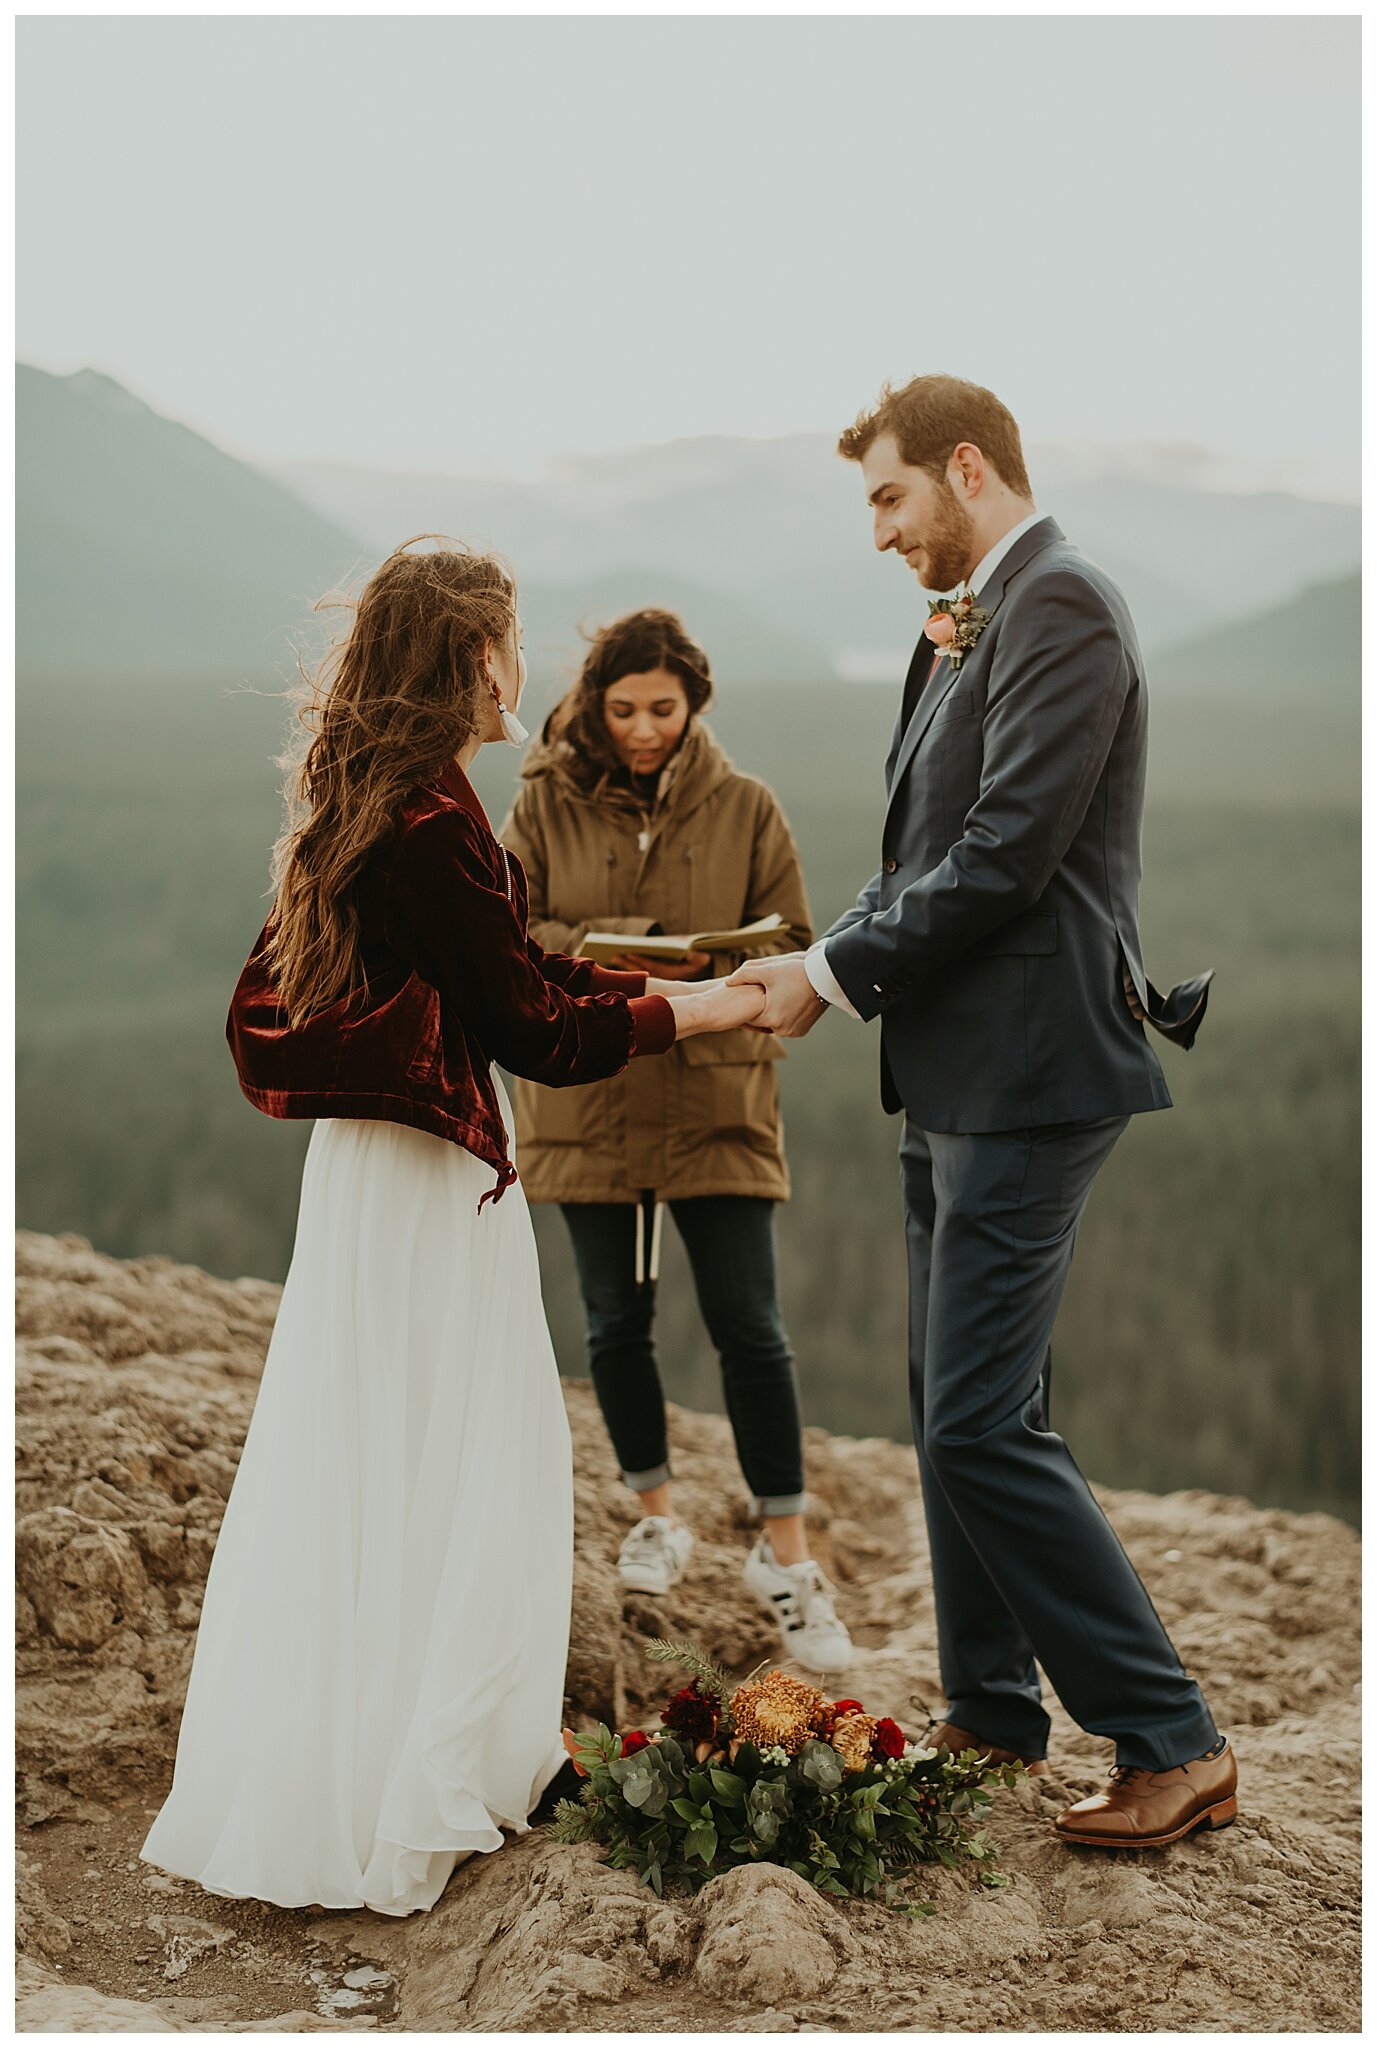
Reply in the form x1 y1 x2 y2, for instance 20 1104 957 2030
282 443 1362 664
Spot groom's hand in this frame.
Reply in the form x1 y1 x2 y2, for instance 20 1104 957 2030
1122 962 1148 1022
725 955 829 1038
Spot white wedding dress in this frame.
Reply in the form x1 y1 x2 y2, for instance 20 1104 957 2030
141 1090 573 1916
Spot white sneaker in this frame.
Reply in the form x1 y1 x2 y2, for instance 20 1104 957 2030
617 1516 695 1595
743 1536 854 1677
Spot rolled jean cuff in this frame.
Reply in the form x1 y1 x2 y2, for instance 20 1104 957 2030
751 1490 809 1519
620 1461 672 1493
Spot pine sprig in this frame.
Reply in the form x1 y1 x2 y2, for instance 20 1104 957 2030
643 1638 734 1705
545 1797 601 1843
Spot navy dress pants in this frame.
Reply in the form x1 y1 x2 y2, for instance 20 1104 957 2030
900 1116 1218 1772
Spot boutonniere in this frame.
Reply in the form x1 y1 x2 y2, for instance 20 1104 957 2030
924 587 992 671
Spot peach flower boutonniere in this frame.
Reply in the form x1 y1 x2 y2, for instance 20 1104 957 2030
924 587 993 671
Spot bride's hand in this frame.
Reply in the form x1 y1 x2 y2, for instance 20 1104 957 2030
666 979 767 1037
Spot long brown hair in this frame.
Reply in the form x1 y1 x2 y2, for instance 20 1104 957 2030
541 607 714 796
266 537 517 1025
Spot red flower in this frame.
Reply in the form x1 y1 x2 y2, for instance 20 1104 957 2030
661 1684 719 1745
620 1730 652 1757
873 1717 906 1760
830 1699 866 1719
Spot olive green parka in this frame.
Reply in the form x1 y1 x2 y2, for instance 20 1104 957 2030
498 719 813 1203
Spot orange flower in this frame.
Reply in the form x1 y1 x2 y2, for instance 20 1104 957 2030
831 1711 879 1772
730 1671 824 1756
924 612 958 648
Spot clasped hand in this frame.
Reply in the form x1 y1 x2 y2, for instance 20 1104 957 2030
638 952 828 1038
656 973 767 1037
723 953 828 1038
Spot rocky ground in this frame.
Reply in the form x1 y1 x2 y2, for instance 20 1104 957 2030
15 1229 1361 2032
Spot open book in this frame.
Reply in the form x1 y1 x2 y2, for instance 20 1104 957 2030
576 913 787 966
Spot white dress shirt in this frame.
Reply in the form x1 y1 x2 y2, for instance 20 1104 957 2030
804 510 1048 1020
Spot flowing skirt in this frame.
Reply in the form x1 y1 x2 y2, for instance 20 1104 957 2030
140 1100 573 1916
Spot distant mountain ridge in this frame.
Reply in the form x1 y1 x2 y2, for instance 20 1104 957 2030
16 361 1362 703
16 364 366 678
1151 571 1358 708
279 435 1360 674
15 365 829 687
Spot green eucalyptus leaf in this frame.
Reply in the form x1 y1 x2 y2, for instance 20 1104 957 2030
655 1734 687 1779
616 1766 656 1810
748 1802 782 1847
797 1740 844 1792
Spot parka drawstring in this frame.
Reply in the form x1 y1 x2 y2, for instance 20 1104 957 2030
633 1189 665 1288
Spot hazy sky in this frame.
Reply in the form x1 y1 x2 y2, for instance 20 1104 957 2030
17 14 1361 490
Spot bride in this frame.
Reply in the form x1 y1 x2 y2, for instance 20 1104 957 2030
140 538 764 1916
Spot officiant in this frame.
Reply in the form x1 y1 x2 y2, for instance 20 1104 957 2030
499 606 852 1672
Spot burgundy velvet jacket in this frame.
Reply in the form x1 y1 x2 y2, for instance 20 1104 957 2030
228 762 677 1205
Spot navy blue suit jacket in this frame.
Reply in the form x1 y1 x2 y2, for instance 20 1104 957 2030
824 516 1211 1128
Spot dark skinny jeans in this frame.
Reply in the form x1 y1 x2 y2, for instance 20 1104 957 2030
560 1196 806 1515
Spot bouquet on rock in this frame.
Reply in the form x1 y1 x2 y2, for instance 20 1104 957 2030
548 1640 1022 1910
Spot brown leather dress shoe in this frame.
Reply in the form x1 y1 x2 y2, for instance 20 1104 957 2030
925 1719 1049 1777
1055 1739 1238 1848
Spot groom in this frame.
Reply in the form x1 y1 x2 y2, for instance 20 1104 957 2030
731 374 1236 1849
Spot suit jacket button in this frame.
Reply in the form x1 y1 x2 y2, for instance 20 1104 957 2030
883 857 898 874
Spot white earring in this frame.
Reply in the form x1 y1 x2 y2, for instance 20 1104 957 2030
499 702 530 747
490 680 529 748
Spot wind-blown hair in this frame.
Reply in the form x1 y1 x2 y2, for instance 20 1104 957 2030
541 607 714 796
266 537 517 1026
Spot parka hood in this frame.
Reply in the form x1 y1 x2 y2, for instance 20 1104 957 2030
519 716 736 826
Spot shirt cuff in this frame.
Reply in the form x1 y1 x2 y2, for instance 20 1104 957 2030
628 993 677 1056
805 942 862 1021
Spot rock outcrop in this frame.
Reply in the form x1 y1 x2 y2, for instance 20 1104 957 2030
15 1231 1361 2032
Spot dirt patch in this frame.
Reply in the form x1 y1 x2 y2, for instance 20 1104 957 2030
15 1230 1361 2031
